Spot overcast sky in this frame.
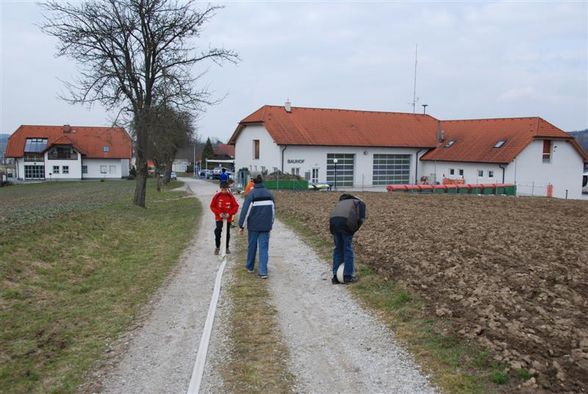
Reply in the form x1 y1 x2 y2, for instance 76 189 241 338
1 0 587 143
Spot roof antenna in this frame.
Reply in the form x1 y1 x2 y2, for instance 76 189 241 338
411 44 418 113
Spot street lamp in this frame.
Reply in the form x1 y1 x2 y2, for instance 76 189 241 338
333 158 338 190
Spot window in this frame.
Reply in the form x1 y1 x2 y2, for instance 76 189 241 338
494 140 506 148
311 168 319 183
478 170 484 177
459 169 464 176
449 168 455 175
100 165 107 174
291 167 300 176
543 140 551 162
109 165 116 174
488 170 494 178
24 165 45 179
48 146 76 160
62 166 69 174
253 139 260 159
53 165 60 174
444 140 456 148
82 165 88 174
24 153 44 162
24 138 48 152
103 146 110 152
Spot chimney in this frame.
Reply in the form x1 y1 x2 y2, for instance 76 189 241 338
63 124 72 133
284 99 291 113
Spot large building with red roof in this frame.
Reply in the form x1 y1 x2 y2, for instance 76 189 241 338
228 103 588 199
5 124 132 181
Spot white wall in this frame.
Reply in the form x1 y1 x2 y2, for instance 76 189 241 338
46 153 82 180
83 159 126 179
234 125 425 188
506 140 584 199
422 161 505 185
234 125 282 175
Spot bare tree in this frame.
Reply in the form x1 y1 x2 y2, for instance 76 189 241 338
41 0 238 207
144 105 193 190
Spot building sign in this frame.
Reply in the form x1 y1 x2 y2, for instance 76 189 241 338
287 159 305 164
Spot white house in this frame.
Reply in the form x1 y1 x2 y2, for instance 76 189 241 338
228 104 588 199
5 125 132 181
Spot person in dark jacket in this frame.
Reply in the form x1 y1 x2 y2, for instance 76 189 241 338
238 175 275 278
329 194 366 284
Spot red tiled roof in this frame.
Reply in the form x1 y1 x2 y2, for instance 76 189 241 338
5 125 132 159
229 105 439 148
420 117 588 164
214 143 235 157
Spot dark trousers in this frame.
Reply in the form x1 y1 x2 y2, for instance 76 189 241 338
214 220 231 249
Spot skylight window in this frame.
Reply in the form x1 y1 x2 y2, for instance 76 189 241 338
24 138 48 153
103 146 110 152
444 140 456 148
494 140 506 148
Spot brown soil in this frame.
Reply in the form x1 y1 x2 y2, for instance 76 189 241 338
274 191 588 393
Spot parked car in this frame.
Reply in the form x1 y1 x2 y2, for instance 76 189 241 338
170 171 177 180
199 169 213 179
308 182 331 191
212 167 232 180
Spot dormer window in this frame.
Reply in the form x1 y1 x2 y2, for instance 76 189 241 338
494 140 506 148
444 140 455 148
103 146 110 152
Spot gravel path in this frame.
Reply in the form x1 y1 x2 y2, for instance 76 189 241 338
267 220 436 393
96 178 435 393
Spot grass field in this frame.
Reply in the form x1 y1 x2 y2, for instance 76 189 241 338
0 180 200 393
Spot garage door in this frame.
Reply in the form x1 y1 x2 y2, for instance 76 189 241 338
372 154 411 185
327 154 354 187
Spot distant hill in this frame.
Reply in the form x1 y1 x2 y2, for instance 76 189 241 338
569 129 588 154
0 134 9 163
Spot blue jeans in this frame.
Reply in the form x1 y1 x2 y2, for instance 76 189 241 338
246 231 270 276
332 233 354 277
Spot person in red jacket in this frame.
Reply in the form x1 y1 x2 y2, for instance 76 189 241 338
210 182 239 255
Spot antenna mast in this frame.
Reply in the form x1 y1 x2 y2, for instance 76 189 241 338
412 44 418 113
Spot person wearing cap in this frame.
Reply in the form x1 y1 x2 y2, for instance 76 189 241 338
329 194 366 284
210 181 239 255
238 175 275 279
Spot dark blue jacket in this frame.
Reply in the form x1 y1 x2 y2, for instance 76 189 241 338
239 183 275 232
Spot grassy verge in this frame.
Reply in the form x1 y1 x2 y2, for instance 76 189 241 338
220 231 294 393
0 180 200 393
279 212 509 394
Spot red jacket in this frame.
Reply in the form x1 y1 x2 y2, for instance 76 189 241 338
210 191 239 222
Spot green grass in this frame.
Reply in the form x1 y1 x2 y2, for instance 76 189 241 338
0 180 200 393
279 211 511 394
221 231 294 393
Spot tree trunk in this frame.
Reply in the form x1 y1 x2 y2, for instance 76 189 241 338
134 156 148 207
156 172 162 192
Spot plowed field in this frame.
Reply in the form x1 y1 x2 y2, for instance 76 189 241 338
275 191 588 392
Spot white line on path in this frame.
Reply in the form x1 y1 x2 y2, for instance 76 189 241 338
187 219 229 394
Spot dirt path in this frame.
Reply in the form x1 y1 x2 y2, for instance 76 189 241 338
267 220 435 393
96 179 435 393
96 179 225 393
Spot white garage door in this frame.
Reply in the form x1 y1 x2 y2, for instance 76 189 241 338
372 154 411 185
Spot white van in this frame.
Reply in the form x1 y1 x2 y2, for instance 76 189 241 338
583 172 588 194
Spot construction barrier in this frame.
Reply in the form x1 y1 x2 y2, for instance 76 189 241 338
386 183 516 196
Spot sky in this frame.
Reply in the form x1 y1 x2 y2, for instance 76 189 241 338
1 0 587 144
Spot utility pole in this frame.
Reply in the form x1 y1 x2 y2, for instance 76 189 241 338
412 44 418 113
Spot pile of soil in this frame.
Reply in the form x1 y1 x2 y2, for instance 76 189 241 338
274 191 588 392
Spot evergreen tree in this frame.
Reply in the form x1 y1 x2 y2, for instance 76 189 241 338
201 138 215 168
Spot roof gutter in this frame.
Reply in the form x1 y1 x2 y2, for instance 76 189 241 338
499 164 506 183
415 148 426 184
281 145 288 172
